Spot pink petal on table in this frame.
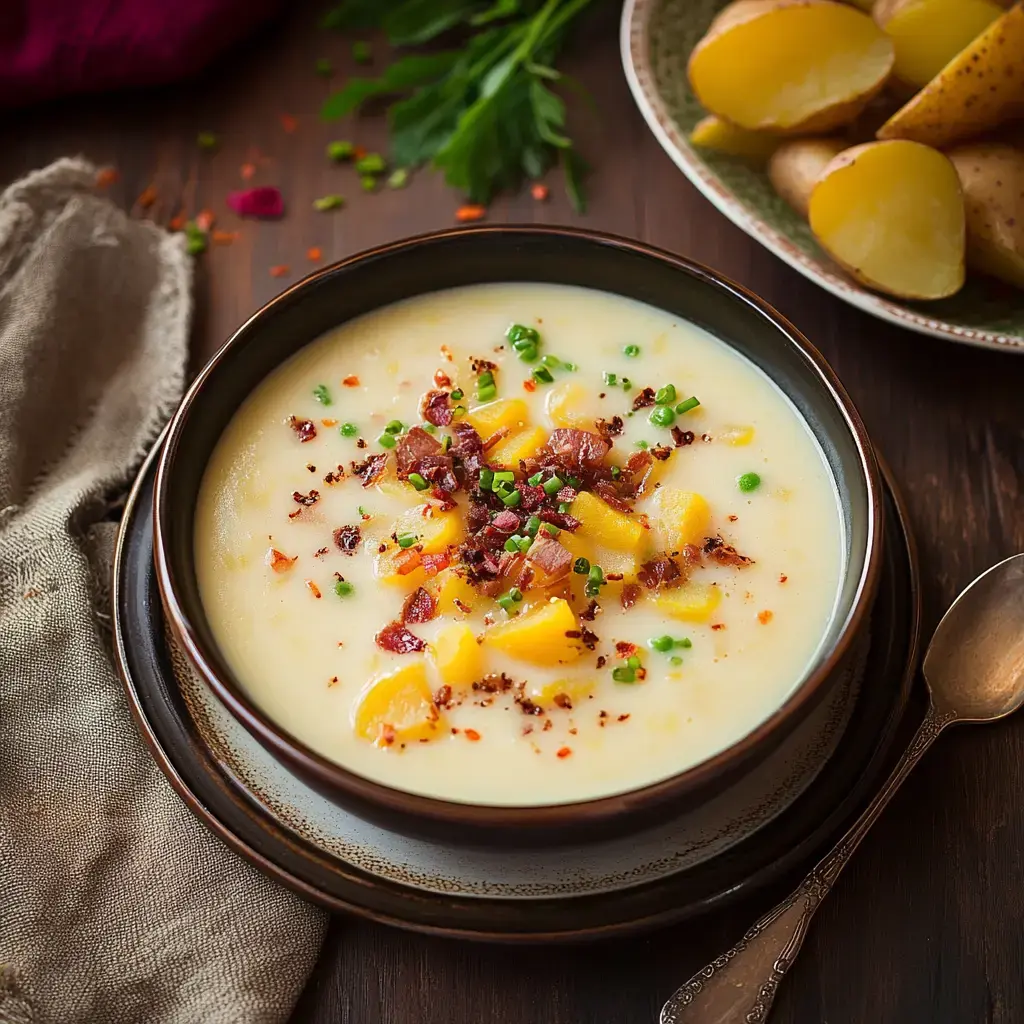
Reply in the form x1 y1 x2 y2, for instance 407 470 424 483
226 187 284 219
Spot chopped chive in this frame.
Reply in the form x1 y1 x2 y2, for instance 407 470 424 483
355 153 386 175
558 502 571 513
526 515 541 536
584 582 601 598
623 344 640 357
587 565 604 584
649 635 674 652
504 537 520 553
567 476 582 490
509 587 523 602
670 655 683 666
649 405 675 428
313 384 332 405
603 371 618 386
184 221 207 256
528 472 543 487
441 435 452 452
506 324 540 345
541 354 562 369
610 465 621 480
497 594 515 613
622 378 633 392
360 175 377 192
517 535 533 553
452 405 466 419
477 384 497 403
655 384 677 405
377 433 396 449
326 140 354 162
315 57 333 77
611 665 636 684
478 370 495 386
397 533 416 548
493 470 514 483
479 468 494 491
542 474 563 495
423 423 438 434
626 655 641 670
542 523 559 536
675 396 701 415
563 362 578 372
334 580 354 597
352 40 372 63
501 489 522 507
635 440 649 450
387 168 409 189
313 194 345 211
450 388 464 401
384 419 404 434
357 505 369 517
517 345 539 363
408 473 429 491
738 472 762 493
679 637 693 649
573 557 590 575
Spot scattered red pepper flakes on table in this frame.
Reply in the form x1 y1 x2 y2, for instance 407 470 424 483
168 213 186 231
306 246 323 262
269 264 289 278
531 183 549 201
353 145 368 160
194 209 215 232
557 746 572 758
211 230 239 245
94 167 118 188
757 610 774 624
279 113 298 134
240 162 256 181
313 194 345 211
227 187 284 219
136 185 157 209
455 204 486 223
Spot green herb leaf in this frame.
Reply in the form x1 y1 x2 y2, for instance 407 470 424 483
321 52 461 120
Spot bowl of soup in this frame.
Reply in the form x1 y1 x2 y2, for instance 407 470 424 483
154 226 882 845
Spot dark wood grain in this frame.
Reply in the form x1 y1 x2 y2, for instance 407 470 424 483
5 6 1023 1023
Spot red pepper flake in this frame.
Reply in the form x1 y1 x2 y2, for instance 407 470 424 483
464 728 482 742
353 145 368 160
779 574 788 584
614 641 638 659
328 676 339 687
523 378 537 392
240 162 256 181
305 579 322 599
455 204 486 223
757 610 774 625
227 187 285 219
289 416 317 442
531 183 550 201
136 185 157 209
279 113 298 133
711 623 726 631
307 246 323 262
265 548 297 573
321 417 338 427
195 209 215 232
342 375 360 387
434 369 452 388
727 514 739 522
440 345 454 362
556 746 572 759
94 167 119 188
617 714 631 722
168 214 186 232
269 264 289 278
211 230 239 245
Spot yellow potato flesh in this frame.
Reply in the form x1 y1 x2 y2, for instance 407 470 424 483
482 598 582 666
877 0 1002 88
809 141 965 299
689 115 780 161
352 661 442 747
688 1 894 133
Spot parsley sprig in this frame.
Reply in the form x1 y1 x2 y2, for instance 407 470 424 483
321 0 596 210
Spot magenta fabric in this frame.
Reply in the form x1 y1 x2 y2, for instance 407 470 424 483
0 0 283 108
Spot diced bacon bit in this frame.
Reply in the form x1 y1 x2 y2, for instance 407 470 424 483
596 656 607 669
265 548 297 572
401 586 438 624
342 375 360 387
137 185 157 208
621 583 642 610
421 551 451 578
779 574 788 584
328 676 339 687
434 369 452 388
702 433 713 443
95 167 119 188
324 465 345 484
727 514 739 522
375 621 427 654
293 489 320 506
456 204 486 222
542 719 553 731
269 265 289 278
632 387 657 410
211 230 239 245
553 693 572 710
334 525 361 553
305 579 322 599
481 426 511 451
464 728 482 742
314 547 329 558
195 209 215 232
711 623 726 631
168 214 186 231
307 246 322 262
703 535 754 567
240 162 256 181
321 418 338 427
289 416 317 442
279 113 298 133
671 427 695 448
531 183 549 201
556 746 572 759
440 344 454 362
421 389 453 427
288 509 303 519
351 452 389 487
758 610 774 625
380 724 397 746
615 641 638 659
523 378 537 392
435 685 453 707
617 714 631 723
395 548 423 576
650 445 672 462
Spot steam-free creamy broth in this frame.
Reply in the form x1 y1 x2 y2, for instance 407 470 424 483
195 284 843 806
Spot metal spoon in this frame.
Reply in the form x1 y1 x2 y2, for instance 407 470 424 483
660 552 1024 1024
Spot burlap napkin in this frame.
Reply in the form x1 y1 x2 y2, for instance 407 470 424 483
0 159 327 1024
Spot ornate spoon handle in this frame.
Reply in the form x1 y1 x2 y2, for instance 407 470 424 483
660 704 956 1024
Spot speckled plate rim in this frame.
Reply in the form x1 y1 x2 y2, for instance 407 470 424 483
620 0 1024 354
113 435 922 943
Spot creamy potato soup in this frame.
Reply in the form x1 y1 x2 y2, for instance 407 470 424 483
195 283 843 806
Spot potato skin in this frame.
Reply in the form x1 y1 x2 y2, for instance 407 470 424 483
947 143 1024 288
688 0 894 135
877 3 1024 149
768 138 847 216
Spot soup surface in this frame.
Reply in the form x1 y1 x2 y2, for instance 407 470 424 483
195 283 843 806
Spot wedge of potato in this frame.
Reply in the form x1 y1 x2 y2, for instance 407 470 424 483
688 0 894 134
947 143 1024 289
690 115 780 162
768 138 847 217
808 140 966 299
878 3 1024 148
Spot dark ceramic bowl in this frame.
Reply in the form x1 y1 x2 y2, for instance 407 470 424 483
154 226 883 846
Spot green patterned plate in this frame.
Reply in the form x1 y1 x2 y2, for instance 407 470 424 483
621 0 1024 352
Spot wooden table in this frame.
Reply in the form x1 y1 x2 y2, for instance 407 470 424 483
6 6 1023 1022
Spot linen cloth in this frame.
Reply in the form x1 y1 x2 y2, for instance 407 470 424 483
0 159 327 1024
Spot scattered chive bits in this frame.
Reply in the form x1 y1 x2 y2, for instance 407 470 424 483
313 194 345 211
327 140 355 162
655 384 677 405
584 564 605 598
378 433 396 449
313 384 332 405
573 557 590 575
623 344 640 357
355 153 387 175
408 473 429 491
387 168 409 189
532 366 554 384
384 419 404 435
670 656 683 666
450 388 464 401
738 472 762 493
506 324 540 363
612 664 637 684
675 396 700 415
525 516 541 536
542 474 563 495
340 422 358 437
352 40 372 63
477 370 497 403
397 532 417 549
649 635 692 653
183 221 207 256
334 579 354 597
360 175 377 192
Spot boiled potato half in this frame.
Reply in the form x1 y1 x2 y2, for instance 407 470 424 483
878 2 1024 148
808 141 966 299
690 115 780 162
768 138 847 217
873 0 1003 89
947 144 1024 289
688 0 894 134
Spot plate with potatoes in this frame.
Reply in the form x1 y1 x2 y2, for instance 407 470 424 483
622 0 1024 350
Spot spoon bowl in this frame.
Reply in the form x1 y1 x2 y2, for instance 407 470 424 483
923 553 1024 723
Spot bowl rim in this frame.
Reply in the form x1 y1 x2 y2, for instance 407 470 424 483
153 223 884 833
